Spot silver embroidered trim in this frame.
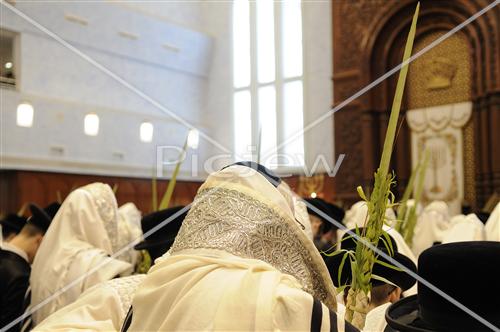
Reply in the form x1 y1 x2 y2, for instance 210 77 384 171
170 188 330 304
104 274 146 319
83 183 119 253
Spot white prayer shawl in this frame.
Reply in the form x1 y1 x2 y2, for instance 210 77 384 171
128 166 343 331
131 251 346 331
381 225 417 266
33 274 145 332
412 201 450 257
116 203 143 266
30 183 132 325
405 199 423 216
363 302 391 332
379 225 418 297
442 213 485 243
485 202 500 241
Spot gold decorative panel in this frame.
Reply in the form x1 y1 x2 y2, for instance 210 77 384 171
408 31 471 109
463 120 476 208
297 174 325 198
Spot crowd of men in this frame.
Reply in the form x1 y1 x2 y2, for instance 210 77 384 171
1 162 499 331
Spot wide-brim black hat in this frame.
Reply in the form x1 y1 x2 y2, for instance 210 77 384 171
305 198 345 229
28 203 52 233
325 248 416 291
44 202 61 220
325 227 417 291
221 161 281 187
1 214 27 234
134 206 188 250
386 241 500 331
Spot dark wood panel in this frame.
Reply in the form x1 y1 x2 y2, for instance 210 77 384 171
0 170 202 216
1 170 342 216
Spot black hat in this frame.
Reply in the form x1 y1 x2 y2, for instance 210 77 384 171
305 198 345 232
324 228 416 291
386 241 500 332
44 202 61 220
1 213 27 236
28 203 52 233
134 206 188 254
221 161 282 187
476 211 490 224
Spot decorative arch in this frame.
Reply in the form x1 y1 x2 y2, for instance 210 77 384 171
332 0 499 207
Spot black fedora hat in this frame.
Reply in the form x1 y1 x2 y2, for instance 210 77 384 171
1 213 27 235
386 241 500 332
44 202 61 220
28 203 53 233
221 161 282 187
325 228 417 291
134 206 188 252
305 198 345 231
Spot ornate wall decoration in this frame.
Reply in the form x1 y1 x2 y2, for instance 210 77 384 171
408 102 472 215
297 174 325 198
408 31 471 109
333 0 498 208
426 57 457 90
337 0 387 71
463 120 476 208
333 109 364 198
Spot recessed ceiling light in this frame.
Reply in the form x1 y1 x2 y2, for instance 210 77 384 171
17 102 34 127
84 113 99 136
140 122 153 142
187 129 199 149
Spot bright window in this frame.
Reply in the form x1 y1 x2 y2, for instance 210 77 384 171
232 0 305 168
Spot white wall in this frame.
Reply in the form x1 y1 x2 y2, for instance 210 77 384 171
302 1 334 173
0 1 334 179
0 1 213 179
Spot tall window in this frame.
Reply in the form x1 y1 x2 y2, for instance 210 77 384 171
232 0 304 168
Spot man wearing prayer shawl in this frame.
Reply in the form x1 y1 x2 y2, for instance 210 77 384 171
412 200 450 257
116 203 143 268
126 164 359 332
29 183 132 326
31 274 146 332
442 213 485 243
485 202 500 241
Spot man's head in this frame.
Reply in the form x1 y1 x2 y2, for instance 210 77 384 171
10 223 45 263
1 214 27 242
342 284 402 310
370 284 402 308
134 206 188 262
304 198 345 241
9 203 53 263
309 214 323 238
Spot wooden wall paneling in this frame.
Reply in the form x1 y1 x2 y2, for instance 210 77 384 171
0 170 203 217
0 171 18 215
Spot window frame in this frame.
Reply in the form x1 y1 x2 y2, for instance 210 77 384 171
232 0 305 171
